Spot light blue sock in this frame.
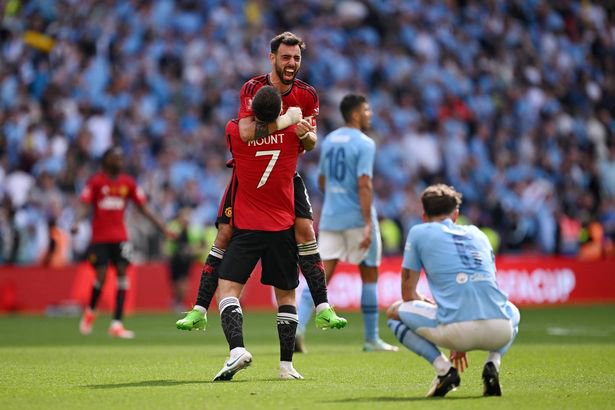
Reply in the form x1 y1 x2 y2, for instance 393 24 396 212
361 282 379 342
296 286 314 335
388 319 441 364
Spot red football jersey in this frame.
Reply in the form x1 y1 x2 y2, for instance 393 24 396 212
225 120 302 231
238 74 319 125
79 172 147 243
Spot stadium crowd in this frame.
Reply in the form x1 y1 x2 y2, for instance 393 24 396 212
0 0 614 265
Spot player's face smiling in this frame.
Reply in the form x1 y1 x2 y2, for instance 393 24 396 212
272 44 301 85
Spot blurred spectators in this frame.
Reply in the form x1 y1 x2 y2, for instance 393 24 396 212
0 0 614 264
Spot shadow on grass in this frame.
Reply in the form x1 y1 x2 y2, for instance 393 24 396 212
83 379 250 389
322 395 484 403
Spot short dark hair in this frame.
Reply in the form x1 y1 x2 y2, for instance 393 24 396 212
340 94 367 123
101 146 122 163
252 86 282 123
270 31 305 54
421 184 463 217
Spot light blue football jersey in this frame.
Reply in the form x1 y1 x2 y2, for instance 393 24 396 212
318 127 378 231
402 218 511 324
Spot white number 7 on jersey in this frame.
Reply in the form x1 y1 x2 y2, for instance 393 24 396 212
255 150 280 188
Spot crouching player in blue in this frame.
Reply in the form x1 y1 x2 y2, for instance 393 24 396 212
387 184 520 397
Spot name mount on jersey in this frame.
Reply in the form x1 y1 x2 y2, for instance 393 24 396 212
248 133 285 147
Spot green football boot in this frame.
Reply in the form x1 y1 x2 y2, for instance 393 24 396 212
314 306 347 330
176 309 207 331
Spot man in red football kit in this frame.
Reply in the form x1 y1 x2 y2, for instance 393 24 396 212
213 86 308 381
177 31 346 336
72 147 172 339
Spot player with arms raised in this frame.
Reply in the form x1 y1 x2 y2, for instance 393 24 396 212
73 147 172 339
213 86 307 381
177 31 345 333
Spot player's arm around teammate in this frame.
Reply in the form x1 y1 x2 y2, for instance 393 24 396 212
238 106 302 142
295 118 317 152
177 31 344 334
237 31 322 260
213 86 308 381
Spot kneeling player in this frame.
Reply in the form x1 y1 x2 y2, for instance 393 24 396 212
387 184 520 397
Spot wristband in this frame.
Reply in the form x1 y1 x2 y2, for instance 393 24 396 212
276 114 292 130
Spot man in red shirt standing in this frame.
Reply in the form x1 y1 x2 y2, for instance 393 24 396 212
177 31 346 336
72 147 172 339
212 86 309 381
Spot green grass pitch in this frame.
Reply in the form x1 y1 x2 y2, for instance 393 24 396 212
1 305 614 409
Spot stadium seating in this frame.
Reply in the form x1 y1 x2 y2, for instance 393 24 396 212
0 0 613 264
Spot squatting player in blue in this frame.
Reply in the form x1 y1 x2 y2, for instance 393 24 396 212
387 184 520 397
296 93 398 353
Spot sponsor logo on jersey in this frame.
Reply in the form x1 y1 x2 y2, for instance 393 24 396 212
224 207 233 218
98 196 126 210
456 272 469 284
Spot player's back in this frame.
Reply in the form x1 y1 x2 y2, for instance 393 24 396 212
226 120 301 231
406 219 510 323
319 127 377 231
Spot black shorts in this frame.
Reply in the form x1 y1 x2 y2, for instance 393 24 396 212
87 242 132 269
216 172 312 227
169 257 192 281
218 228 299 290
293 172 313 220
216 173 236 228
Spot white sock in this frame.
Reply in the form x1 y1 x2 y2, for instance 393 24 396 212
280 360 293 370
432 353 452 376
230 347 246 359
486 352 501 371
110 320 122 328
315 303 330 314
193 305 207 314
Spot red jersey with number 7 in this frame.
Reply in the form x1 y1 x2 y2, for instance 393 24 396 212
226 119 303 231
79 172 147 243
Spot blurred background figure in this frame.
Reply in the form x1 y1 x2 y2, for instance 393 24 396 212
72 146 173 339
165 206 207 313
40 217 69 268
